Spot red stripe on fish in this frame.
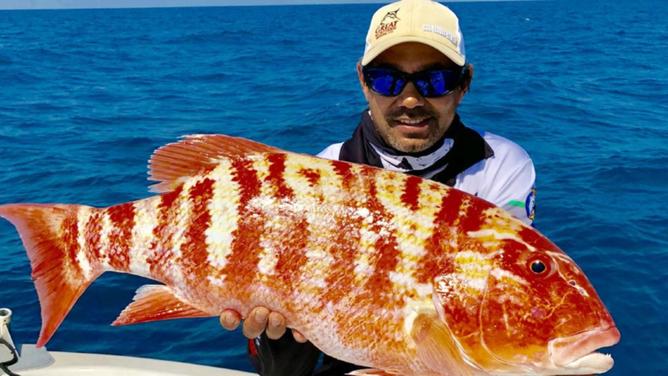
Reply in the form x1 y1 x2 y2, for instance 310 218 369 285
415 189 463 284
331 160 355 190
147 185 183 282
61 214 82 277
274 215 310 294
325 167 403 352
320 221 361 303
318 167 364 309
266 153 294 200
84 211 103 260
401 175 422 211
435 188 466 225
334 169 404 353
299 168 321 187
219 159 264 300
362 168 400 303
106 202 135 272
180 178 216 283
459 197 487 235
233 159 262 204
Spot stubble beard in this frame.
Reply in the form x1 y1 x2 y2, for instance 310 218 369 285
383 130 439 153
378 108 443 153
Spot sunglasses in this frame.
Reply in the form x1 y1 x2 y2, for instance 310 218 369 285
362 65 466 98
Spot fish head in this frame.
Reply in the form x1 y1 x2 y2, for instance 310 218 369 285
431 226 620 375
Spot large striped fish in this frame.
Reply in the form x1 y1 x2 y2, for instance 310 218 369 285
0 134 619 375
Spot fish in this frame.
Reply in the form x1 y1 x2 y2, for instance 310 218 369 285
0 134 619 375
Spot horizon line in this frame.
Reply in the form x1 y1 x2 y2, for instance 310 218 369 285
0 0 532 11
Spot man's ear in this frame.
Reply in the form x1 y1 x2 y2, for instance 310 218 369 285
357 62 371 102
453 64 473 106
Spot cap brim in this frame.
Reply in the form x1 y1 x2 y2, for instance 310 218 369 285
362 35 465 67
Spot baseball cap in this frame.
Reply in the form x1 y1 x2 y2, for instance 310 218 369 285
361 0 466 67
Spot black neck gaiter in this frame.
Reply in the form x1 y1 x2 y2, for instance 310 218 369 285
339 111 494 186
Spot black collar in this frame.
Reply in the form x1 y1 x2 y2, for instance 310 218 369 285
339 111 494 186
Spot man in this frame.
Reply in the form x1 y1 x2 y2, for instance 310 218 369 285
220 0 536 374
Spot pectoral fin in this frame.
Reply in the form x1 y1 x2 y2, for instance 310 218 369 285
411 312 476 376
112 284 210 326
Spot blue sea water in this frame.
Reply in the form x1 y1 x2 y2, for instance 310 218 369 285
0 0 666 374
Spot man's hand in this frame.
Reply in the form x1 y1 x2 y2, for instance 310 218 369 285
219 307 307 343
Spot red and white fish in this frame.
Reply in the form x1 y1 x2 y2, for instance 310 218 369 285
0 134 619 375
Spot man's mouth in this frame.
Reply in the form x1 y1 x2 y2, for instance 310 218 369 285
393 117 432 130
395 117 429 124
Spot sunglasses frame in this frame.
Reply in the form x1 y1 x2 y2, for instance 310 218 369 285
362 65 467 98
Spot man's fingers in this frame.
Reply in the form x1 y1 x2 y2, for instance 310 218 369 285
242 307 270 339
265 312 287 340
219 310 241 331
292 329 307 343
221 307 296 342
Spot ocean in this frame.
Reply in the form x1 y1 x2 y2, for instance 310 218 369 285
0 0 666 374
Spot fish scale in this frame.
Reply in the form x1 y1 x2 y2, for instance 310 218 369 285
0 134 619 375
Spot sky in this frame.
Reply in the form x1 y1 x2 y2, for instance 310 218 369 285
0 0 395 10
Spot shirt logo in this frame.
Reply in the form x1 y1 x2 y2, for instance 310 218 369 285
525 187 536 222
375 8 400 39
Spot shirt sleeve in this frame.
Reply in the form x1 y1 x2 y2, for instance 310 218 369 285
486 158 536 225
455 132 536 226
316 143 343 160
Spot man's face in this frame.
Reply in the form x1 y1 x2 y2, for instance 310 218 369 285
359 42 470 153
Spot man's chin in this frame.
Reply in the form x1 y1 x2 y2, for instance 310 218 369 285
389 138 433 153
386 125 441 153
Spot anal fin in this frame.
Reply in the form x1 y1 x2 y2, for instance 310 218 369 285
346 370 398 376
112 284 211 326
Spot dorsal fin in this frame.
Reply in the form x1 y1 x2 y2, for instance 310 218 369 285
148 134 282 193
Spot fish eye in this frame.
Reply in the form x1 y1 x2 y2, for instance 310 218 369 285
530 260 547 274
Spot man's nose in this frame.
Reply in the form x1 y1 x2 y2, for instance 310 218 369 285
398 82 424 109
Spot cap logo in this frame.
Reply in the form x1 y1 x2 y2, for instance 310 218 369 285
375 8 400 39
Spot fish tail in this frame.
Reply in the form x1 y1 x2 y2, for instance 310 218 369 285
0 203 104 347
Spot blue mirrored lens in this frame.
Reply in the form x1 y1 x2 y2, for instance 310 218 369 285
364 67 461 97
415 78 434 97
413 70 456 97
365 69 403 96
427 70 448 95
392 78 406 96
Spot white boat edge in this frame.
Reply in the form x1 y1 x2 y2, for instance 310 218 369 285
1 307 258 375
5 344 259 376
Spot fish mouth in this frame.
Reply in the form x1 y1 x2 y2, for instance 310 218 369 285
548 326 620 373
